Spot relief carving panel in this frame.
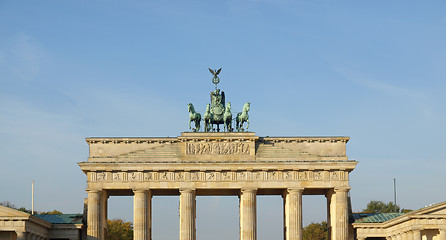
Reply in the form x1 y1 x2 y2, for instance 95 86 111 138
91 170 347 184
185 142 250 155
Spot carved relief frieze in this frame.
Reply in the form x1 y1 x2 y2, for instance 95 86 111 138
185 142 250 155
268 171 278 181
190 171 202 181
313 171 323 181
206 172 217 181
96 172 107 181
283 171 294 181
175 172 185 181
113 172 123 181
237 171 247 181
252 171 262 181
330 171 340 180
299 171 309 180
90 169 348 183
221 171 233 181
128 172 141 181
159 172 172 181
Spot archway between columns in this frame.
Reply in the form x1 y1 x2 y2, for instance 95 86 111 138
196 196 238 240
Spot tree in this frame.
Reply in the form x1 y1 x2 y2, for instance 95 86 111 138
17 207 32 214
40 210 63 215
0 201 16 208
363 200 412 213
0 201 63 215
106 219 133 240
303 221 328 240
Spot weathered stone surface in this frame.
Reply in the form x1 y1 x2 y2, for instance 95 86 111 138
79 132 356 240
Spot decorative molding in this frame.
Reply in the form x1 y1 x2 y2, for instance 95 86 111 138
89 169 351 183
185 142 250 155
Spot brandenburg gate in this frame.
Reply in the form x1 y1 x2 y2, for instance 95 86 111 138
78 69 357 240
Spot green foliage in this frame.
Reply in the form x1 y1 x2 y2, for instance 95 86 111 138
40 210 63 215
17 207 32 214
106 219 133 240
401 208 413 213
363 200 412 213
303 221 328 240
0 201 63 215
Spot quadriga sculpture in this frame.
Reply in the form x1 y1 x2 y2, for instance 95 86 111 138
188 103 201 132
236 102 250 132
203 103 213 132
223 102 233 132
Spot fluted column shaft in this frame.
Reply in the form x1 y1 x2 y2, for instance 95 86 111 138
335 187 349 240
284 188 304 240
180 189 196 240
100 190 108 239
240 188 257 240
134 189 152 240
407 231 414 240
87 190 101 240
413 230 421 240
440 229 446 240
16 231 25 240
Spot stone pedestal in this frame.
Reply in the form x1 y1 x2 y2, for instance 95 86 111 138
134 190 152 240
87 190 101 240
284 188 303 240
179 189 196 240
240 188 257 240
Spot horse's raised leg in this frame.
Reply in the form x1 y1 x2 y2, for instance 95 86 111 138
246 120 249 130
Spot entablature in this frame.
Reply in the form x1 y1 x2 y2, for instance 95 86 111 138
85 132 351 162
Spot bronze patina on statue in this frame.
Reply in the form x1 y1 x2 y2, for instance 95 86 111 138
187 68 250 132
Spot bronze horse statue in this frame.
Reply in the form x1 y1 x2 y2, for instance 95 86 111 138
188 103 201 132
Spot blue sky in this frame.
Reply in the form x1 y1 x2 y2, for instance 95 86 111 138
1 0 446 239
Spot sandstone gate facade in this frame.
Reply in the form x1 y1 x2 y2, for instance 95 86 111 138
79 132 357 240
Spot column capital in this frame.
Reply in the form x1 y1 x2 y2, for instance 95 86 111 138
287 188 304 193
133 189 148 194
86 189 101 193
241 187 257 193
179 188 196 193
334 187 351 192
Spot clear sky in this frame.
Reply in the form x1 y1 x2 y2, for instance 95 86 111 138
1 0 445 239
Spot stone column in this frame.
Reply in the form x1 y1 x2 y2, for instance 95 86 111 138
407 231 414 240
334 187 350 240
134 189 152 240
100 190 108 239
326 189 335 240
240 188 257 240
16 231 26 240
87 189 101 240
179 188 196 240
413 230 421 240
284 188 304 240
439 228 446 240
